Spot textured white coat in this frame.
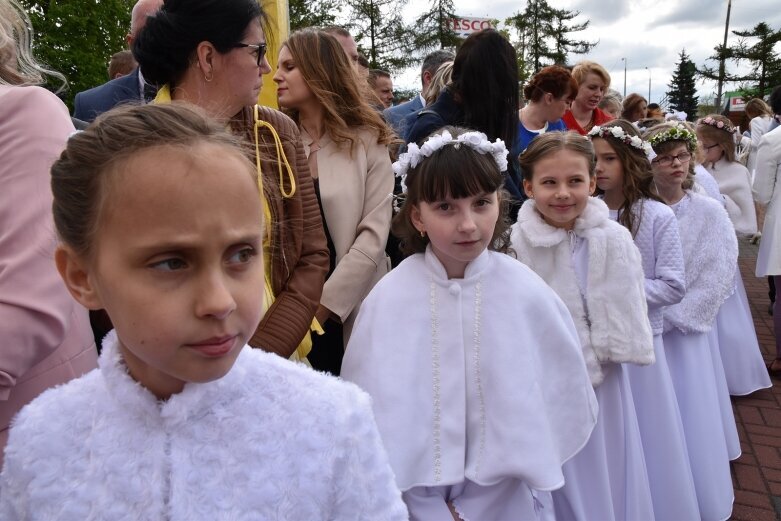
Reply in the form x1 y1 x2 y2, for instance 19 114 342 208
0 332 408 521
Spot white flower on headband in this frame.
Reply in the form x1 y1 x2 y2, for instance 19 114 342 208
587 125 653 156
392 130 509 192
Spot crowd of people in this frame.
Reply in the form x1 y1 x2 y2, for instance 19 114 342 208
1 0 781 518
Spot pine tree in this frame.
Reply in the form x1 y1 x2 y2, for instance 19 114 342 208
412 0 459 53
345 0 416 72
698 23 781 98
667 50 699 121
730 22 781 97
505 0 595 76
289 0 343 31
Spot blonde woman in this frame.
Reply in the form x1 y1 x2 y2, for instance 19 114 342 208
274 28 395 374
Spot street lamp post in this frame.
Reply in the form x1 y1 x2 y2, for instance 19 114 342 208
622 58 627 97
645 67 651 102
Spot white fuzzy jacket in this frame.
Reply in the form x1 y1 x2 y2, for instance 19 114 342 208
0 332 408 521
705 158 758 235
664 192 738 334
512 198 655 386
622 198 687 335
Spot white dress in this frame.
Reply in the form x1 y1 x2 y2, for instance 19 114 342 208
342 248 598 520
512 199 655 521
712 270 772 395
696 164 770 394
664 191 738 521
0 332 408 520
610 200 701 521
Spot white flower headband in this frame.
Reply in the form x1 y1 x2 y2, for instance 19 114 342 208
392 130 508 192
587 125 653 156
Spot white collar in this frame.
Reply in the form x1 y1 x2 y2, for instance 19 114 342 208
423 245 492 283
99 330 249 424
515 197 610 247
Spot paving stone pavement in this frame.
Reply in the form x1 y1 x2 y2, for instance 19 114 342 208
729 235 779 521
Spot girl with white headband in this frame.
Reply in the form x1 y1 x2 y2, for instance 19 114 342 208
342 126 598 519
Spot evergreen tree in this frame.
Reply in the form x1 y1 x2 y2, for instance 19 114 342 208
289 0 343 31
21 0 133 109
505 0 595 76
730 22 781 97
699 22 781 98
346 0 416 72
667 50 699 121
412 0 459 53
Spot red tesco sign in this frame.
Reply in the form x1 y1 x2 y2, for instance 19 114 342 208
445 17 495 37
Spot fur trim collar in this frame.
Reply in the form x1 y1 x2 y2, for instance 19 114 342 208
516 197 611 247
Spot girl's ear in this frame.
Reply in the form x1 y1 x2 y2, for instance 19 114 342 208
522 178 534 199
410 204 425 234
543 92 554 105
588 175 597 195
55 246 103 310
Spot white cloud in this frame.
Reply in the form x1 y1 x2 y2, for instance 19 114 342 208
388 0 779 107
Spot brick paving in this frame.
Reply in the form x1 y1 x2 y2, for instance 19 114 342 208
729 235 779 521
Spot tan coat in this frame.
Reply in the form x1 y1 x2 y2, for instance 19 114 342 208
302 128 394 339
0 85 98 461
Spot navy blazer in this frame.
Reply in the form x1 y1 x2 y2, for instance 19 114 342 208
383 95 423 137
73 68 143 122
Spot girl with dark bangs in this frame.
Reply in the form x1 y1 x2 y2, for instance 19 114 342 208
343 127 597 520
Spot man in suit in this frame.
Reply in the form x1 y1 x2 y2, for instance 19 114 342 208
382 50 454 136
73 0 162 122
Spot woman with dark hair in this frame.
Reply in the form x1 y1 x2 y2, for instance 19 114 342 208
133 0 329 363
517 65 576 153
406 29 524 205
563 60 614 134
273 29 395 375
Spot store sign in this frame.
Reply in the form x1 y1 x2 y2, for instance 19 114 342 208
444 17 495 37
730 96 746 111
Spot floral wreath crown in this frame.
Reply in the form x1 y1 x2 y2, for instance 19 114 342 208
698 116 737 135
647 123 698 151
587 125 653 156
392 129 508 192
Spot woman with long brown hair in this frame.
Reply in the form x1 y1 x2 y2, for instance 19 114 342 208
273 28 395 374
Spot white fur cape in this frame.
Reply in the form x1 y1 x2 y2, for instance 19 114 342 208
0 332 408 521
663 191 738 334
511 197 655 386
342 248 598 493
705 158 758 235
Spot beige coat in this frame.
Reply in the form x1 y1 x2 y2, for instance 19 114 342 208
302 128 393 339
754 126 781 276
0 86 97 462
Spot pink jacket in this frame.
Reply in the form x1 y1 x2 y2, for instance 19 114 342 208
0 85 97 461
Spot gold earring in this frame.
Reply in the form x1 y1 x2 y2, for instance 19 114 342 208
204 68 213 82
420 230 426 238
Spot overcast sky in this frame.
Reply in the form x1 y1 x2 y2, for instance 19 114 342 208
394 0 781 107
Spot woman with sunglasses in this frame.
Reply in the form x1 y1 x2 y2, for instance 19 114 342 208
134 0 329 362
273 29 395 375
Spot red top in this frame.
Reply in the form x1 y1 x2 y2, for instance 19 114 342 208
562 108 614 135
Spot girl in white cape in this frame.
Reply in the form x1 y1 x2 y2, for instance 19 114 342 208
587 120 700 520
511 130 656 521
0 104 407 521
646 122 739 521
341 127 598 520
